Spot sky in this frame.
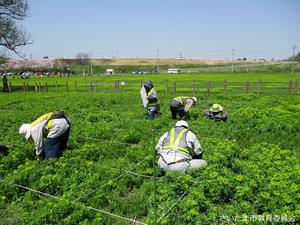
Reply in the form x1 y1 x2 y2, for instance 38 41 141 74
14 0 300 60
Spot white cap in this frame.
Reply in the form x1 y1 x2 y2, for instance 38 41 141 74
19 124 31 140
175 120 189 129
191 97 197 102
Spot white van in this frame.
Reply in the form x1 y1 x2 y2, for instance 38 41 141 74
168 68 180 74
106 69 114 75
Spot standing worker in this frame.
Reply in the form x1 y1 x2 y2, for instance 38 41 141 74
170 96 197 120
156 120 207 173
204 103 228 122
2 75 9 92
142 80 160 120
19 111 71 159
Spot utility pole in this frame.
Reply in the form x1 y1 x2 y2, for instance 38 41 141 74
90 52 93 75
157 50 160 74
292 45 297 74
231 49 235 73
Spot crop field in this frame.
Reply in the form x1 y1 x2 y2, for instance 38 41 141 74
0 73 299 224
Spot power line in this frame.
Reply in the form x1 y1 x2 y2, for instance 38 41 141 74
21 48 293 60
231 49 235 73
0 179 148 225
82 136 140 146
74 158 148 202
157 185 193 223
99 164 156 179
89 206 148 225
292 45 297 74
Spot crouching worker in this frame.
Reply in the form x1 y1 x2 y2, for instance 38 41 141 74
170 96 197 120
19 111 71 160
156 120 207 173
204 103 227 122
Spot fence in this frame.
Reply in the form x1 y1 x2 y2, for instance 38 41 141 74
1 80 299 96
175 62 300 74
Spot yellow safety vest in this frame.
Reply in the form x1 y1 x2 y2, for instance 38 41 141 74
30 112 54 130
147 88 159 107
175 96 190 106
162 128 190 155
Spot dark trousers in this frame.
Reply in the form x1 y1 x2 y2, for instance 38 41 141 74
170 100 188 120
44 127 70 159
204 111 227 122
148 106 160 120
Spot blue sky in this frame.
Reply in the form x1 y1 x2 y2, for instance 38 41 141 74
17 0 300 60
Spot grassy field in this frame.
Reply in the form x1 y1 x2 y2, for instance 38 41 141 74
4 72 300 83
2 73 300 98
0 73 299 224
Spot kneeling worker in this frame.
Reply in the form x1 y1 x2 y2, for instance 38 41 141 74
170 96 197 120
204 103 227 122
156 120 207 173
19 111 71 159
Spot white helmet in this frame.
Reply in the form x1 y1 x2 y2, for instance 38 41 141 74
191 97 197 102
175 120 189 128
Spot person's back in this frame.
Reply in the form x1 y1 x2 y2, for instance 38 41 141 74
19 111 71 159
170 96 197 120
156 120 207 173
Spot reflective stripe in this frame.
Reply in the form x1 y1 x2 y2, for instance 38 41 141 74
175 128 186 146
170 128 175 146
147 88 154 97
175 96 190 106
175 97 183 105
162 128 190 155
147 88 159 107
46 120 53 129
30 112 53 126
148 100 160 106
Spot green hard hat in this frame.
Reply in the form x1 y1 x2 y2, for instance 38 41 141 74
210 104 223 112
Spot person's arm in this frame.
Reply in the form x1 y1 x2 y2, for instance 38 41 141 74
221 110 227 119
184 99 194 112
155 132 168 154
204 111 213 118
186 131 203 157
30 123 45 156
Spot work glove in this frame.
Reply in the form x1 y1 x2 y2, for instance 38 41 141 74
214 115 221 121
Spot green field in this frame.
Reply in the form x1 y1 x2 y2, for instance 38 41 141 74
0 73 299 224
3 73 300 96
